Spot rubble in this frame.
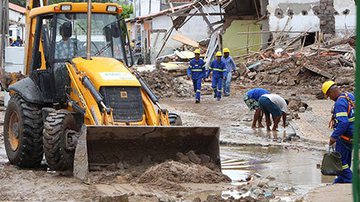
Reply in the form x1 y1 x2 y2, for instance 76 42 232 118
138 69 193 98
191 174 295 202
237 36 355 96
138 68 213 98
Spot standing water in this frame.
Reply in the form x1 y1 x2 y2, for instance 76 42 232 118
220 145 334 197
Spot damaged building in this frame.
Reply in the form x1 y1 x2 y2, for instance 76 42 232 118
128 0 356 65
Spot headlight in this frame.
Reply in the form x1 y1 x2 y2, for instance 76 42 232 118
106 6 118 12
60 5 72 11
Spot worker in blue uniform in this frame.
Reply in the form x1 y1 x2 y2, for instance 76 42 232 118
207 51 226 101
244 88 270 128
222 48 236 96
187 49 206 103
322 81 355 183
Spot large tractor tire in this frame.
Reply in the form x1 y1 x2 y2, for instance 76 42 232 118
3 94 44 168
43 110 80 171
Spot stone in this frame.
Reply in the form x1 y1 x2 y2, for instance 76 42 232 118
192 197 201 202
116 176 128 184
299 107 306 113
186 151 202 164
247 71 257 79
199 154 211 164
336 77 353 85
176 152 190 163
266 176 276 181
206 194 221 202
99 195 129 202
261 74 279 84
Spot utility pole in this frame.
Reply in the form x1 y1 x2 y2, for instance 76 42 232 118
86 0 92 60
0 0 8 88
0 0 8 68
0 0 4 70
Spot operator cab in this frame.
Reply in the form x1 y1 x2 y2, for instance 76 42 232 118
27 3 134 104
53 13 132 65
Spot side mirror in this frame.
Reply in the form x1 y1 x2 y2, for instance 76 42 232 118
111 24 120 38
103 26 112 42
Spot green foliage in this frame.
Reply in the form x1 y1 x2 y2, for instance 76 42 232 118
120 4 133 19
9 0 25 7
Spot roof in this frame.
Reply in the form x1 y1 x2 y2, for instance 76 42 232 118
134 2 196 22
128 0 235 23
9 2 26 14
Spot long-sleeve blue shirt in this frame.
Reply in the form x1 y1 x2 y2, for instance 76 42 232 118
187 58 206 80
246 88 270 101
207 59 226 78
331 92 355 139
221 56 236 73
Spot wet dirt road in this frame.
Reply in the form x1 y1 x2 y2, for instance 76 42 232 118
0 90 336 201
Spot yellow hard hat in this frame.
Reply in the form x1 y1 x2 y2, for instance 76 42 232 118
322 80 335 96
194 49 201 54
223 48 230 53
215 51 222 57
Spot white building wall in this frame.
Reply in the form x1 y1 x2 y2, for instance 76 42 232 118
133 0 161 17
8 9 25 40
267 0 355 37
267 0 320 37
9 10 25 25
334 0 356 36
150 5 221 61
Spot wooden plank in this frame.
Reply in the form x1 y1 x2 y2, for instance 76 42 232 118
171 33 199 48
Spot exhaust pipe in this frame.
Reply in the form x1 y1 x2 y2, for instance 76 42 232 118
86 0 91 60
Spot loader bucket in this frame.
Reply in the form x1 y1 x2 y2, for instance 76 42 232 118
73 125 220 180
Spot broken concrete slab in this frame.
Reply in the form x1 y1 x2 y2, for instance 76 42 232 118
303 65 333 79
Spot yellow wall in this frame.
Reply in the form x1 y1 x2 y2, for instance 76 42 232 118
222 20 262 57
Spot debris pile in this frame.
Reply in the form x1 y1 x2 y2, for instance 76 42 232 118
137 150 230 185
192 174 297 202
137 160 231 184
237 36 355 95
139 69 213 98
139 69 193 97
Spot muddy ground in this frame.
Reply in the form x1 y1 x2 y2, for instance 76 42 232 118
0 85 345 201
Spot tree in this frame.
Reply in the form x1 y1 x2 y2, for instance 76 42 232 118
120 4 133 19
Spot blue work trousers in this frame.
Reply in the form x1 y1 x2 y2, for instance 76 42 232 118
212 76 223 99
223 71 232 95
334 139 353 183
192 78 202 101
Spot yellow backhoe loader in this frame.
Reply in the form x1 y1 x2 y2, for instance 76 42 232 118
2 0 220 178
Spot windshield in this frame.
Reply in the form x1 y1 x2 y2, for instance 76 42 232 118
54 13 128 62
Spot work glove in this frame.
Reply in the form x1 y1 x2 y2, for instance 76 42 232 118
325 144 335 152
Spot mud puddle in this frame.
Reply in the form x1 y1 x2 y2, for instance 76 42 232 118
219 145 334 199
